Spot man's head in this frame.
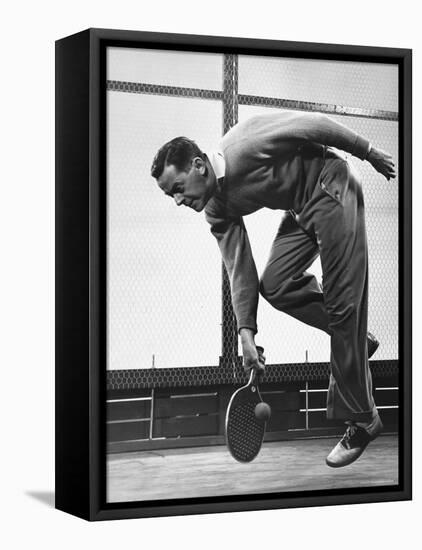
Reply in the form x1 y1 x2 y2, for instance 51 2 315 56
151 137 216 212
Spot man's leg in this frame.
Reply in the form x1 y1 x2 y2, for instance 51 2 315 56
298 159 376 422
297 158 381 466
260 211 379 357
260 212 329 332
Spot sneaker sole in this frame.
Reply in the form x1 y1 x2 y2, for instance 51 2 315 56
325 448 366 468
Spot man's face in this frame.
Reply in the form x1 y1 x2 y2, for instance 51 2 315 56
157 158 214 213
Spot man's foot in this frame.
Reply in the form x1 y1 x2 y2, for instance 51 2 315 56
326 414 383 468
368 332 379 359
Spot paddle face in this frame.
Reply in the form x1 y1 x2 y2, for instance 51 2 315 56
225 369 266 463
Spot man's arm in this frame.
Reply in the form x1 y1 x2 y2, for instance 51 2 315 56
246 111 370 159
247 111 396 178
205 211 262 371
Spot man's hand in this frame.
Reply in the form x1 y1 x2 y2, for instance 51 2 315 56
367 146 397 180
240 328 265 377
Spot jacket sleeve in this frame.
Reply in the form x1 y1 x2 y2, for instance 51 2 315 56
205 211 259 334
247 111 371 160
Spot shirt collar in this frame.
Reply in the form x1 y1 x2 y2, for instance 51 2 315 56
205 150 225 181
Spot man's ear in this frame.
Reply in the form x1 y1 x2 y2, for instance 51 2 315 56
192 156 207 175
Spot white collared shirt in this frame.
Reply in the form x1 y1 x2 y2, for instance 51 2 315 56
205 150 226 181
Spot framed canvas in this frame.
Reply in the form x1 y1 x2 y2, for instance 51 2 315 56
55 28 412 521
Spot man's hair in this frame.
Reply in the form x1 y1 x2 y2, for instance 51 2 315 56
151 137 205 179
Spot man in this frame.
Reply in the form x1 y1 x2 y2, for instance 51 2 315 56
151 111 396 467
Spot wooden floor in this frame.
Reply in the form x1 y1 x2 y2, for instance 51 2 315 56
107 435 398 503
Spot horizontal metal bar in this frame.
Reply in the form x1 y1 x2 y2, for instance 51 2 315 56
170 392 218 399
300 387 399 393
170 412 219 419
107 80 223 101
107 418 150 424
238 93 398 121
299 405 399 413
106 80 397 121
106 397 152 403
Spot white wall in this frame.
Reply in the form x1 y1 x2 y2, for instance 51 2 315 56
1 2 420 550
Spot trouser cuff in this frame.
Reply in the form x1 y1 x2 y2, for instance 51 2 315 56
327 404 378 423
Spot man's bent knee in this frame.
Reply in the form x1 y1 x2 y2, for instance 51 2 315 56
259 274 290 310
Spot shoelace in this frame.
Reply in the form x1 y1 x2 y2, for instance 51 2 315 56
341 423 358 449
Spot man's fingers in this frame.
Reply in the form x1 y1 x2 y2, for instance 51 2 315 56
370 148 396 180
384 166 397 179
243 345 266 377
376 159 396 180
256 349 266 379
256 346 266 362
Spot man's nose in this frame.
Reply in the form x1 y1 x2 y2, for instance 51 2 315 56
174 193 184 206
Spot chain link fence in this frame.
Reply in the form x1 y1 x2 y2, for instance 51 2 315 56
106 47 398 371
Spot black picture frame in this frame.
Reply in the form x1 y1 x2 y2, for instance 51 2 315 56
55 27 412 521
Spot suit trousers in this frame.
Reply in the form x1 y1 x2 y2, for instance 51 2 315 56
260 156 377 422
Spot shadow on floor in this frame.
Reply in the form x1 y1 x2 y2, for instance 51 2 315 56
26 491 55 508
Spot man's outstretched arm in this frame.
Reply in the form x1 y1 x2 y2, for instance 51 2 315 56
246 111 397 179
205 212 263 372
